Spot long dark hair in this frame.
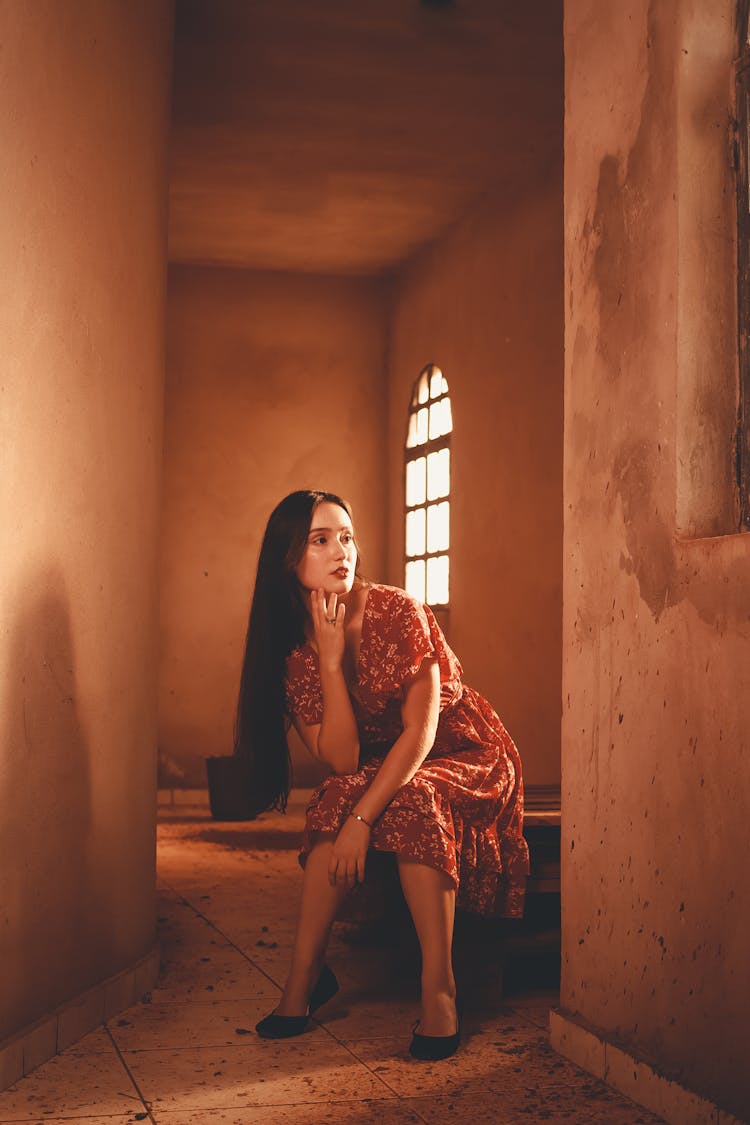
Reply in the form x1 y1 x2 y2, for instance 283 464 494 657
234 489 358 814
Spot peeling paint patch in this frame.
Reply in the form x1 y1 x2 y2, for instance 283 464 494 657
613 441 678 620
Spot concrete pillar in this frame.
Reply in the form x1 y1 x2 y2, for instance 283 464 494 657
0 0 173 1060
559 1 750 1118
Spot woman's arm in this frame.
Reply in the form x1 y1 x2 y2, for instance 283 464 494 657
293 588 359 775
327 656 440 886
354 657 440 823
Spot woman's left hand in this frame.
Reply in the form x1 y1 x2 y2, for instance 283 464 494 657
328 814 370 886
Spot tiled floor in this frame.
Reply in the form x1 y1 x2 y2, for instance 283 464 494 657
0 794 665 1124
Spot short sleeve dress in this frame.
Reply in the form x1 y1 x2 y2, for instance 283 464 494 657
284 583 529 917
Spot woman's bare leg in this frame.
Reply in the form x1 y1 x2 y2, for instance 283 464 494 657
397 858 458 1036
275 839 350 1016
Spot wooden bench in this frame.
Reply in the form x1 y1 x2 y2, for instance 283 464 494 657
524 784 561 896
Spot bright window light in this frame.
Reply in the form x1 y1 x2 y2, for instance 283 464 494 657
405 559 426 601
406 457 427 507
406 413 418 448
426 555 450 605
404 365 452 606
427 502 450 553
427 448 450 501
416 407 429 445
406 508 426 557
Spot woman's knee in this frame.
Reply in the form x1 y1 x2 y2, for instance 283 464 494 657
397 856 455 892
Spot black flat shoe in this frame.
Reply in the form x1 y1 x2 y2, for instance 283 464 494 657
409 1017 461 1061
255 1011 309 1039
255 964 339 1039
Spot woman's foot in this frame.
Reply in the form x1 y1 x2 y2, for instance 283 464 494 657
409 987 460 1060
255 963 339 1038
255 1011 309 1039
274 959 336 1017
409 1019 460 1061
417 987 458 1037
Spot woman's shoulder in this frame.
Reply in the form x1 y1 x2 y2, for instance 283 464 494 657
364 584 433 644
365 582 423 614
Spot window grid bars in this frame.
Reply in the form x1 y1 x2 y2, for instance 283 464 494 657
404 364 452 607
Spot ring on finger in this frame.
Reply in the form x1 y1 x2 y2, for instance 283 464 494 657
325 616 336 624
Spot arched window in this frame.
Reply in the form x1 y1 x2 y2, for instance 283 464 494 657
404 364 452 605
736 0 750 526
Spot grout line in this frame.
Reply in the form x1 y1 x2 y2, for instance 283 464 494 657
163 889 288 996
155 880 415 1102
103 1025 156 1124
308 1018 409 1101
505 1004 553 1032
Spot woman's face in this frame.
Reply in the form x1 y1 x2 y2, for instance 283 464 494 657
295 501 357 596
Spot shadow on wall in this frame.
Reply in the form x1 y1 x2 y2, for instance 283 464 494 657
157 699 329 792
0 567 113 1041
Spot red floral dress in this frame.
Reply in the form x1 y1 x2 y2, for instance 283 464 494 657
284 584 529 916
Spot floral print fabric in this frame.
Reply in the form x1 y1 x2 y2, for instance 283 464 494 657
284 584 529 916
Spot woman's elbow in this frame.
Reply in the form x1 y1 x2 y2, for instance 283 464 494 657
331 762 359 777
318 741 360 775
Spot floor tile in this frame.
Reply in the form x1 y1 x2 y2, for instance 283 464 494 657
123 1040 398 1112
150 950 275 1002
406 1085 666 1124
321 1002 537 1045
507 1002 553 1030
344 1027 588 1100
0 1035 144 1121
166 887 299 923
0 806 669 1125
152 1099 425 1124
7 1119 147 1124
109 998 284 1052
159 930 236 963
316 994 421 1042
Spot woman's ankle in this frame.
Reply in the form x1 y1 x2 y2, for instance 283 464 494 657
276 959 325 1016
417 989 458 1036
421 970 456 1000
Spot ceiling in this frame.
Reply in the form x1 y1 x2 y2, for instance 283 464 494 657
168 0 562 276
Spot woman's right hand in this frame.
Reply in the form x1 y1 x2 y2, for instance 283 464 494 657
328 813 370 885
311 588 346 672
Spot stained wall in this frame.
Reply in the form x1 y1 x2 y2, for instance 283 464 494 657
159 267 388 789
386 180 564 787
0 1 172 1041
562 0 750 1115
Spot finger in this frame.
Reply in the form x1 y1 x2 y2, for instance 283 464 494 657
357 854 366 884
336 601 346 624
327 592 337 621
312 589 322 630
315 589 329 632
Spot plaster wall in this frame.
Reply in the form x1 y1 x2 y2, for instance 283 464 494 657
387 183 564 788
0 2 172 1041
563 0 750 1115
159 267 388 789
